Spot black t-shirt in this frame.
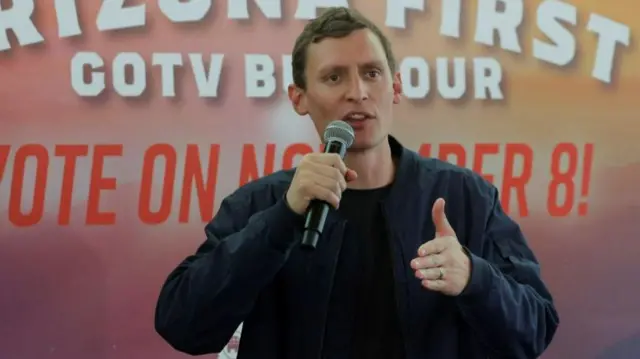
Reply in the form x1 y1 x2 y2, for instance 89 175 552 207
323 185 405 358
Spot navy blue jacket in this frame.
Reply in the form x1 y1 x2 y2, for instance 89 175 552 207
154 137 559 358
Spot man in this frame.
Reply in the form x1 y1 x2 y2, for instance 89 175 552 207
154 7 559 359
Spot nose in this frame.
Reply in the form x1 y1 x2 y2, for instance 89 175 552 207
345 75 368 103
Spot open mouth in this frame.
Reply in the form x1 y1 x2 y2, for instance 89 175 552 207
342 111 374 123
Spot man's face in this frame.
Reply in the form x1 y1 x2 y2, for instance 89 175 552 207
289 29 402 151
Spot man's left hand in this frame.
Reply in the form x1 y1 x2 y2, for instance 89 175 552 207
410 198 471 296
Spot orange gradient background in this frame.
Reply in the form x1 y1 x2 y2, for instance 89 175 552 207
0 1 638 358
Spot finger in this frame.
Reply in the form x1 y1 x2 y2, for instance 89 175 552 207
415 267 445 281
345 169 358 182
303 153 348 176
432 198 455 237
306 183 341 209
302 162 346 192
312 171 346 197
421 279 446 292
418 237 450 256
322 165 348 192
410 254 445 270
317 153 348 175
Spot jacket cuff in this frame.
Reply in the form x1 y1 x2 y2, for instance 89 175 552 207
458 248 494 299
263 196 304 251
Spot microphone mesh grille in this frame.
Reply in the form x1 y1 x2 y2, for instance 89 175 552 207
323 120 355 148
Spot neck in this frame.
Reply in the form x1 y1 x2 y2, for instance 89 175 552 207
344 137 395 190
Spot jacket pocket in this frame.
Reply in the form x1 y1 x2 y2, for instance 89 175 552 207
492 237 542 285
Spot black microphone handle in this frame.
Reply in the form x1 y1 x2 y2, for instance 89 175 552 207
300 200 329 249
300 139 347 250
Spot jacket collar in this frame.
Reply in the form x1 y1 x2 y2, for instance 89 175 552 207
383 135 438 240
385 135 427 205
323 135 429 226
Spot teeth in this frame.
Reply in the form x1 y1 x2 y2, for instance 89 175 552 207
348 114 366 120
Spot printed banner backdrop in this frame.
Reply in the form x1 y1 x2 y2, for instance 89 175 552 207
0 0 638 358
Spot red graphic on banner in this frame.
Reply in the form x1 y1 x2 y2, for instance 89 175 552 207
0 141 595 227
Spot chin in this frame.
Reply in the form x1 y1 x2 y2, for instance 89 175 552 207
348 137 387 152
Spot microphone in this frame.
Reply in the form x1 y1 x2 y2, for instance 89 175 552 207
301 120 355 250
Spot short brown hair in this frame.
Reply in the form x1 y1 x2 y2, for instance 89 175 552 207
291 7 396 90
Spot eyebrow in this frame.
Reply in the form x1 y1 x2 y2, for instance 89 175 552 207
318 60 386 74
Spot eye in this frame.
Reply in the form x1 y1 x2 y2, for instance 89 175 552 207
366 69 382 79
326 74 340 82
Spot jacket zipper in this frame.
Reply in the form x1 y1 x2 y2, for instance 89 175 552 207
316 221 347 359
381 202 411 357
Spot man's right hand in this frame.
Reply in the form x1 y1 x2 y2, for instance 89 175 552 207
285 153 358 215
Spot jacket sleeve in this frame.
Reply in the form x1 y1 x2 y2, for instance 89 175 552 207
455 180 560 359
154 188 302 355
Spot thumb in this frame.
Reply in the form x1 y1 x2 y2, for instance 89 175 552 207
432 198 455 237
345 168 358 182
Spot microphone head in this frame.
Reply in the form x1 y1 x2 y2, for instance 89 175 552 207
323 120 355 148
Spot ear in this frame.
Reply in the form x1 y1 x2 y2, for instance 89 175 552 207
392 72 402 104
288 84 309 116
